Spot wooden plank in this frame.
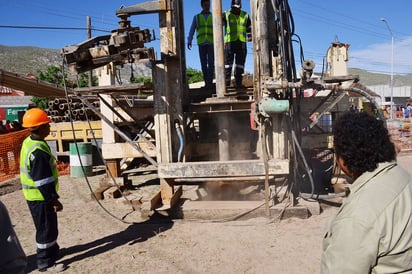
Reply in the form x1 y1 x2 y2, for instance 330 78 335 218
102 142 156 159
47 121 102 141
141 190 162 216
103 186 122 199
106 160 121 178
158 159 289 178
0 69 67 97
92 185 113 200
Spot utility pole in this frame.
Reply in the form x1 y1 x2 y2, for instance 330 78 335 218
87 16 92 88
380 18 394 120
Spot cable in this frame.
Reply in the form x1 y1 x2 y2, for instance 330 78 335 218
61 57 141 225
260 117 271 216
181 202 267 223
0 25 110 33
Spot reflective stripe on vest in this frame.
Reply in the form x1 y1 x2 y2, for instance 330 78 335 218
37 239 57 249
196 13 213 44
224 10 248 43
19 137 59 201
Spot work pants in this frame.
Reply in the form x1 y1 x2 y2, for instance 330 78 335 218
224 40 247 87
198 43 214 87
27 201 59 270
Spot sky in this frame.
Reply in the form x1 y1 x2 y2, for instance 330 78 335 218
1 0 411 76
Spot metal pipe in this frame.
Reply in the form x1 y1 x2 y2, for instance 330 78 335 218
212 0 230 160
218 113 230 161
258 0 270 76
212 0 226 97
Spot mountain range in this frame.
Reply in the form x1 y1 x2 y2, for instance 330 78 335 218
1 45 412 87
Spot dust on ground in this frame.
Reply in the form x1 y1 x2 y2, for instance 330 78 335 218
1 154 411 274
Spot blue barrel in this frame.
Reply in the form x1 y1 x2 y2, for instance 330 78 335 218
69 142 93 177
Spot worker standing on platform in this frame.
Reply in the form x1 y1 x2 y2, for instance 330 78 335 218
20 108 66 273
223 0 252 88
187 0 214 88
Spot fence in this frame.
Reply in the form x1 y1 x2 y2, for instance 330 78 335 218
387 119 412 153
0 129 71 183
0 129 30 182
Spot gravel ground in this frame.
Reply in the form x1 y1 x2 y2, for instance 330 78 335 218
1 153 411 274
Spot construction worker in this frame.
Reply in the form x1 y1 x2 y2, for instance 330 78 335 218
0 200 27 273
322 112 412 273
187 0 214 88
223 0 252 88
19 108 65 273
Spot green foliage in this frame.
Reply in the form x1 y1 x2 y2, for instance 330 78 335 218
186 67 204 84
32 65 65 109
33 65 66 109
36 65 66 87
76 73 98 88
131 76 152 84
31 65 98 108
36 65 97 88
31 96 49 110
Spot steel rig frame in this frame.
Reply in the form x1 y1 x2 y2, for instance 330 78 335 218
61 0 381 214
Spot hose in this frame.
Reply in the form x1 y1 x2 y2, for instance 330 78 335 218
300 192 346 200
260 117 271 216
174 119 184 162
290 129 315 198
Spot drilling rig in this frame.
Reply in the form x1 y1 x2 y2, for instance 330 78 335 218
60 0 381 216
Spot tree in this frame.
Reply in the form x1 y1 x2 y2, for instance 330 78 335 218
32 65 66 109
130 76 152 84
186 67 203 84
32 65 97 109
36 65 66 87
31 96 49 110
76 72 98 88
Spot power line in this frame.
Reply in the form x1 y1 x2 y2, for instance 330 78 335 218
0 25 110 33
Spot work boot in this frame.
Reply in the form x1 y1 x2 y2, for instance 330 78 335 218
39 263 66 273
234 82 245 89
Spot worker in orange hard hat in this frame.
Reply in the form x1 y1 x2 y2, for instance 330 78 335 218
19 108 66 272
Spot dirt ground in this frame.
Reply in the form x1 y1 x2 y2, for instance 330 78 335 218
1 154 412 274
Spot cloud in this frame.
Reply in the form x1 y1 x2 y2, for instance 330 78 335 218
349 36 412 75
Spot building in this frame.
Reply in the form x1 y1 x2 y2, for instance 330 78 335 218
368 85 412 106
0 85 32 123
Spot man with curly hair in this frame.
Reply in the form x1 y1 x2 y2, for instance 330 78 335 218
321 112 412 273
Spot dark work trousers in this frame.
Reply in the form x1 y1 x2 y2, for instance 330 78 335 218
198 43 214 87
27 201 59 270
224 40 247 87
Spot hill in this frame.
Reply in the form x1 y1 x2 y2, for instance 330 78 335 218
348 68 412 87
0 45 151 82
0 45 61 75
1 45 412 87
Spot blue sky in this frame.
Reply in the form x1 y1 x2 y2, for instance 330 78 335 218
1 0 411 75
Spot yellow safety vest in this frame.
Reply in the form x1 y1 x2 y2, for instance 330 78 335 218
19 136 59 201
196 13 213 44
224 10 249 43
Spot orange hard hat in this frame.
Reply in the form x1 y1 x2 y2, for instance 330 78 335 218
22 108 52 128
